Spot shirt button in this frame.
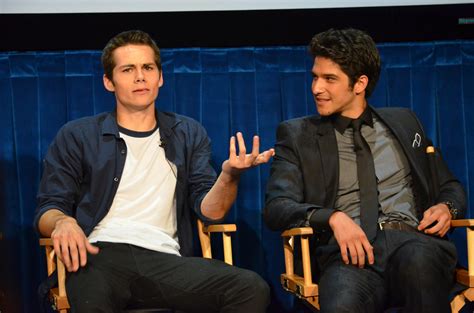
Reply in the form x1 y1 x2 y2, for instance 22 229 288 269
114 177 119 182
120 149 126 154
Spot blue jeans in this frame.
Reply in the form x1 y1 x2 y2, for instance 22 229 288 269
317 229 457 313
66 242 269 313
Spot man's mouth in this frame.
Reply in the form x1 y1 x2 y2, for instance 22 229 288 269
316 97 330 103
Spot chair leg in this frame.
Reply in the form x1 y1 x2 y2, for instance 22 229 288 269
450 294 465 313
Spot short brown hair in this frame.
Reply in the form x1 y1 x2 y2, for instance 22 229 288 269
101 30 162 80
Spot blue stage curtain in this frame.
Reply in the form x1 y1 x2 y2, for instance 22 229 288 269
0 41 473 312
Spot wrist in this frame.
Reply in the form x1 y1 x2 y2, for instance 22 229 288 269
54 215 77 228
440 201 457 219
328 210 344 228
220 161 242 182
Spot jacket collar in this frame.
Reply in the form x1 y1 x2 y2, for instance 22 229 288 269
156 110 181 141
100 109 181 138
101 111 120 137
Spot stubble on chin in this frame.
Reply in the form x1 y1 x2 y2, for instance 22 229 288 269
316 107 333 117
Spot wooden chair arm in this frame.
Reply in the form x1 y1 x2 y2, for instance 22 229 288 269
282 227 313 237
202 224 237 233
39 238 70 311
281 227 314 283
450 219 474 287
451 219 474 228
280 226 318 304
197 220 236 265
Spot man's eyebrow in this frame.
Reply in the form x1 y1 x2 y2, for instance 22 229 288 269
312 72 338 78
117 64 135 69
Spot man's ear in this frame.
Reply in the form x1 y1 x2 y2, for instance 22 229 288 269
103 74 115 92
158 70 164 88
354 75 368 95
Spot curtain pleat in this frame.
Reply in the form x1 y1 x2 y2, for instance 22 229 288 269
0 41 473 312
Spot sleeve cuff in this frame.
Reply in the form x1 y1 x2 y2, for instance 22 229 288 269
308 208 335 231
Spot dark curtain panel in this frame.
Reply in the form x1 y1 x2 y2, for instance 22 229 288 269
0 41 473 312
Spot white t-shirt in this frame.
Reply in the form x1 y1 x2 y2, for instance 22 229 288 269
88 126 180 255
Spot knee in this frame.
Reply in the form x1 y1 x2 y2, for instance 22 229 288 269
68 292 115 313
229 270 270 307
253 273 270 304
399 248 435 272
320 290 371 313
67 275 120 312
318 265 384 313
244 270 270 302
396 245 447 285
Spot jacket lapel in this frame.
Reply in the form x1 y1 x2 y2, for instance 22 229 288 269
374 108 430 195
315 117 339 208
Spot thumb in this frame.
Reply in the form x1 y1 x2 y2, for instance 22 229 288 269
419 209 434 229
85 241 100 254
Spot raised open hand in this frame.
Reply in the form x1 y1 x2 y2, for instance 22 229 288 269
221 132 275 177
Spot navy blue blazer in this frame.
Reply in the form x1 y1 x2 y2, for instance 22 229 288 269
35 110 218 257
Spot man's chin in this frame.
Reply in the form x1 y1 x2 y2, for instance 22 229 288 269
316 109 333 117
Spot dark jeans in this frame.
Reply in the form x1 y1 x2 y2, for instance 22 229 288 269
66 242 269 313
317 229 457 313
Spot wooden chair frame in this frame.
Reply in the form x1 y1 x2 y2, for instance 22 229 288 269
280 220 474 313
39 220 237 313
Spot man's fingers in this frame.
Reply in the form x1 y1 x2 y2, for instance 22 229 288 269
439 226 449 237
418 213 435 230
255 149 275 165
424 220 441 234
236 132 246 157
363 240 375 265
59 240 72 271
229 136 237 161
251 136 260 158
340 244 349 265
424 217 449 236
77 240 88 267
227 133 273 169
347 243 359 266
53 239 62 265
70 239 99 269
354 242 366 268
86 241 100 255
68 240 80 272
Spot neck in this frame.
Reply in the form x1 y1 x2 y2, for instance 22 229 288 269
341 99 367 119
116 105 156 131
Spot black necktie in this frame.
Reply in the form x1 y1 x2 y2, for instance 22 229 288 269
351 118 379 241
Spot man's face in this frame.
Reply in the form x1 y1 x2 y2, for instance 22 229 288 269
103 44 163 112
311 56 364 118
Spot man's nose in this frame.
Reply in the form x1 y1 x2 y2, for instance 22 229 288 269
135 70 145 82
312 79 323 94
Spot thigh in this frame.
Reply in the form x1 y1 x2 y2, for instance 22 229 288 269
318 261 386 313
66 242 136 313
387 232 457 312
388 232 457 287
132 248 268 313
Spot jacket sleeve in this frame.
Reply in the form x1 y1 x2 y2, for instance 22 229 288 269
34 123 84 231
184 121 218 223
433 147 467 219
263 120 333 231
408 109 467 219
